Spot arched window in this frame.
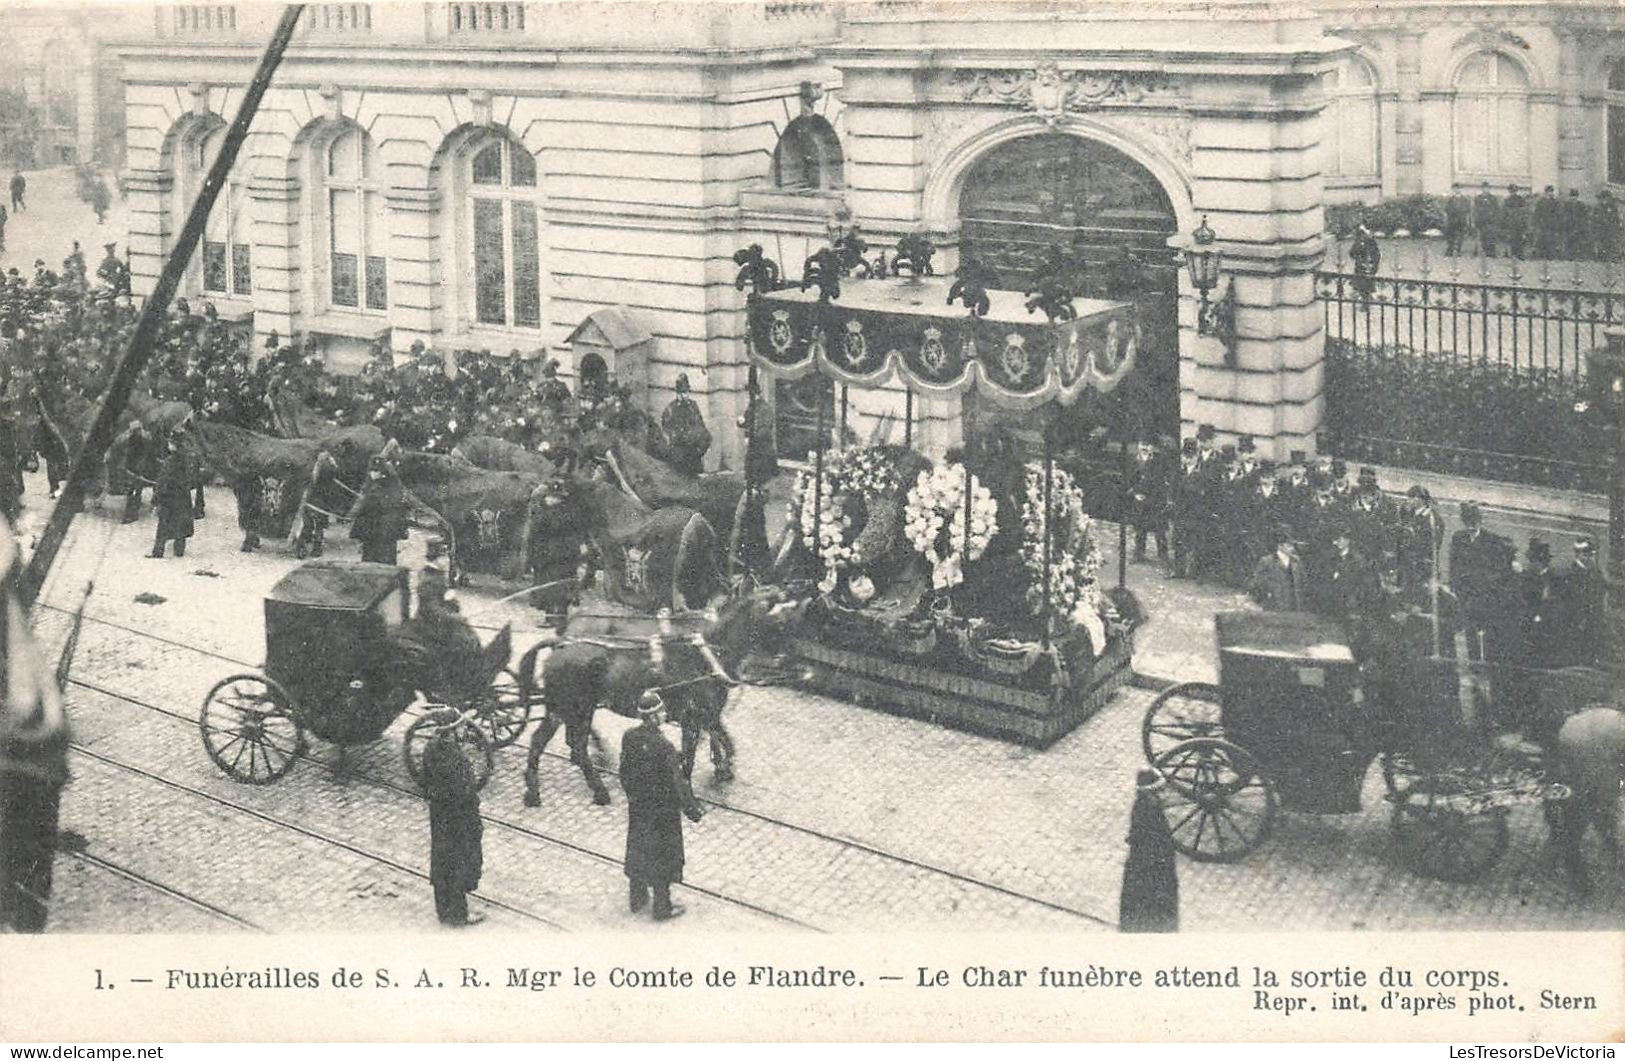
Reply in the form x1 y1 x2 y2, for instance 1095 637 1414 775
773 116 844 191
1322 57 1379 179
460 133 540 329
323 124 387 311
1607 59 1625 185
187 124 252 297
1453 51 1529 180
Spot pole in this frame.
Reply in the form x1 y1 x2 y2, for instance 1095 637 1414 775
812 386 827 568
1042 415 1053 652
1117 413 1129 590
839 383 848 445
903 388 913 450
742 360 758 585
19 5 308 607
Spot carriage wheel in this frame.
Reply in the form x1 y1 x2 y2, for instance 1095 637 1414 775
1141 682 1224 766
478 667 532 749
1391 780 1510 882
199 674 305 785
403 710 495 792
1152 738 1277 864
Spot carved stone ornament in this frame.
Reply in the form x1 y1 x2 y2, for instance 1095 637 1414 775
1097 112 1193 170
1459 25 1529 52
954 63 1177 124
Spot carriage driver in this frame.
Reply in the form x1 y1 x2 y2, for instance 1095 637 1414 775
394 564 489 712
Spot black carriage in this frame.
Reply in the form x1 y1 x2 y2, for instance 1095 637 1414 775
198 560 529 788
1140 611 1570 882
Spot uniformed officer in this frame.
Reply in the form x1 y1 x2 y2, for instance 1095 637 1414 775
660 373 712 477
348 455 410 565
536 358 571 408
1502 185 1529 260
620 689 704 922
1533 186 1562 260
1473 182 1501 257
1444 189 1472 257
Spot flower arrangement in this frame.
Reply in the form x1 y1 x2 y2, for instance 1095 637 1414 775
903 462 998 590
789 446 903 586
1018 462 1105 633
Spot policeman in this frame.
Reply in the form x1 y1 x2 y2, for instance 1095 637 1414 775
1444 188 1471 257
1533 186 1562 260
536 359 571 408
349 455 410 565
1502 185 1528 260
1473 181 1501 257
659 373 711 477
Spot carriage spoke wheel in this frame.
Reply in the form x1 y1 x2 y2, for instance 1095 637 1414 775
1141 682 1224 766
1152 738 1277 864
200 674 305 785
1392 782 1509 883
403 710 495 792
477 668 532 749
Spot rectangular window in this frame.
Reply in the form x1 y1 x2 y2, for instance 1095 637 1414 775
331 253 358 307
330 187 359 307
473 198 507 325
231 243 252 294
512 202 540 328
202 240 227 292
364 255 388 311
1611 106 1625 185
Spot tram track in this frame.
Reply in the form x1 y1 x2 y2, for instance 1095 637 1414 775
42 602 1113 929
58 847 268 932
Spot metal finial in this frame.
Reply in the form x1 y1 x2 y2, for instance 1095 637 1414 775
1192 215 1216 246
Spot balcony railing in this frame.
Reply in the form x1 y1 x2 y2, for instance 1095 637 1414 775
447 2 526 34
305 3 373 33
163 4 237 34
764 1 830 18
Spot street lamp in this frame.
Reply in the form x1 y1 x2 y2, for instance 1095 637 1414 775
1180 215 1237 364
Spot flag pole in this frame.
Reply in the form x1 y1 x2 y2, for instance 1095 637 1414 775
19 5 307 607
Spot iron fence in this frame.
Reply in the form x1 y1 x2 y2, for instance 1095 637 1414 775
1318 264 1620 493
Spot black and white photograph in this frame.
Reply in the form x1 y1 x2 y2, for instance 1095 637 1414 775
0 0 1620 1043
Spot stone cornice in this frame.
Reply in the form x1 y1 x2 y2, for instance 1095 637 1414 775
1323 2 1625 29
109 40 825 71
824 43 1350 76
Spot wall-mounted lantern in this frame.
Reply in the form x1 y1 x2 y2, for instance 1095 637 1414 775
1181 214 1237 366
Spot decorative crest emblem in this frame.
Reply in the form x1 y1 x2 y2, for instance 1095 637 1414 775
259 476 283 514
624 546 650 596
1061 327 1083 378
1000 333 1031 380
769 309 793 354
842 319 867 365
474 508 502 547
919 326 947 372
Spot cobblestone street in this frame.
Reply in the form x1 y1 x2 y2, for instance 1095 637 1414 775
14 471 1620 936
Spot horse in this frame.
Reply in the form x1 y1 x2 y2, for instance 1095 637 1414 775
1545 705 1624 897
516 581 795 807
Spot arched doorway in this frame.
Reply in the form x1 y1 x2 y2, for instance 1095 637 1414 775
958 133 1179 446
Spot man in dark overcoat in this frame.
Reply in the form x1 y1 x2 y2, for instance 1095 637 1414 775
1448 501 1514 662
1563 189 1592 261
1248 525 1303 612
1533 186 1562 260
1118 770 1178 933
1501 538 1559 733
232 474 264 553
1554 536 1612 668
1444 189 1471 256
1125 438 1170 564
148 435 194 559
1502 185 1529 260
115 418 154 524
348 455 410 565
620 690 704 922
423 728 485 927
1595 190 1621 264
1473 182 1501 257
1168 438 1203 579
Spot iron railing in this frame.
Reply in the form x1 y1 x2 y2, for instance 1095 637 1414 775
1318 262 1619 493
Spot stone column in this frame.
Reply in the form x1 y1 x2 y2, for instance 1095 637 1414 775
120 167 171 299
1394 31 1424 196
247 173 300 350
1182 92 1327 461
384 184 442 352
1557 30 1588 192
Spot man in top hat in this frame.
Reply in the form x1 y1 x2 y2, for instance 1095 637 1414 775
1347 466 1395 572
1126 437 1172 565
1444 187 1471 257
1306 518 1375 620
1169 437 1204 578
1350 222 1381 299
536 359 570 408
349 454 410 565
422 725 485 927
1248 524 1303 612
114 418 155 524
1555 536 1613 668
1328 459 1352 502
1449 501 1514 662
1499 537 1560 733
619 689 704 922
1395 485 1444 590
660 373 712 478
1533 186 1562 260
1502 184 1529 260
1563 189 1592 261
148 429 195 560
1473 181 1501 257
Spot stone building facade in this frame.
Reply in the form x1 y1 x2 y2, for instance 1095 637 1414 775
113 1 1625 469
0 4 146 167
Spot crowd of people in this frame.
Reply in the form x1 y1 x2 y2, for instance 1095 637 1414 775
1123 425 1613 730
1443 182 1622 262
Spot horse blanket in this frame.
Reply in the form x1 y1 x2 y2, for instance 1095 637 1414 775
395 452 543 581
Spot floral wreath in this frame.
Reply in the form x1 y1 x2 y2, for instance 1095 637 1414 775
789 446 902 583
1018 463 1106 635
903 462 998 590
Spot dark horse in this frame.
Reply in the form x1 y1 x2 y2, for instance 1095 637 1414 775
516 581 794 807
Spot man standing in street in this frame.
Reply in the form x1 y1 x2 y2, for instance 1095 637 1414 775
423 727 485 927
349 455 410 565
1126 437 1170 565
1473 182 1500 258
1502 185 1529 260
1533 186 1562 260
620 690 704 923
149 431 195 559
1564 189 1592 261
1595 190 1621 264
0 201 8 255
1350 222 1380 299
1555 536 1613 668
1444 188 1470 257
9 172 25 213
1448 501 1513 661
1248 525 1303 612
